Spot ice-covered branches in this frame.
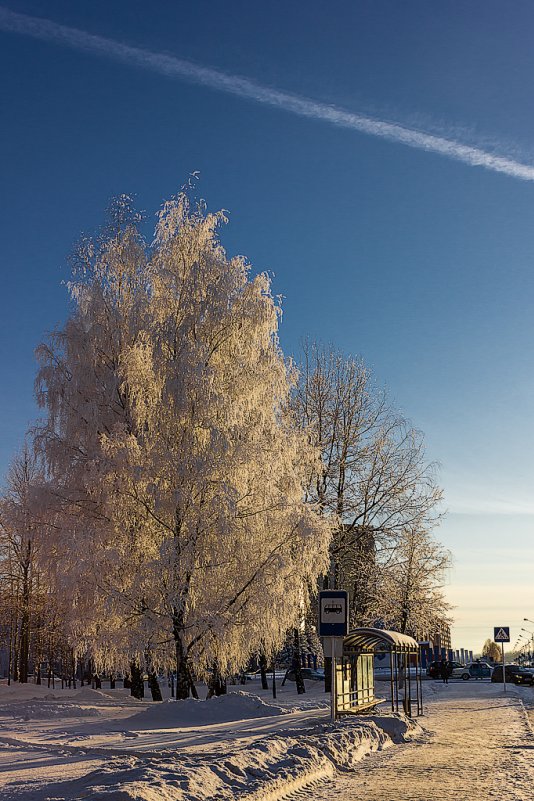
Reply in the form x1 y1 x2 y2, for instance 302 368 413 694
293 342 446 634
33 193 330 697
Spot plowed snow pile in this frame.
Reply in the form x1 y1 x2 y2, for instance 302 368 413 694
9 702 103 720
123 691 288 729
58 719 396 801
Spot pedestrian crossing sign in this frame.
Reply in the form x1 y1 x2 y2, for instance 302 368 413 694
494 627 510 642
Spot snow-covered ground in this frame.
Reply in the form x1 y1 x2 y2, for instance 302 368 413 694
1 677 532 800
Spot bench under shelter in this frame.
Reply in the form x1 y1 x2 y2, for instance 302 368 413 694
333 627 423 718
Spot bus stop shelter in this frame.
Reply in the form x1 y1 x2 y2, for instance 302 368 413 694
334 627 423 718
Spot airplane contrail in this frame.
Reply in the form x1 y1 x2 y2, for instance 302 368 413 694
2 5 534 182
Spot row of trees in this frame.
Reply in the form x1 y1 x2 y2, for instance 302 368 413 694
0 192 451 698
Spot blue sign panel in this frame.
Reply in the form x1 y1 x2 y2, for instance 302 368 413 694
319 590 349 637
494 627 510 642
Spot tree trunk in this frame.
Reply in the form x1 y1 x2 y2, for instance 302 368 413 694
173 611 190 700
7 610 14 685
130 661 145 699
206 660 227 698
400 602 408 634
12 609 20 682
293 628 306 694
188 669 199 699
18 548 31 684
147 671 162 701
258 650 269 690
69 649 76 689
93 673 102 689
123 673 131 689
110 673 115 689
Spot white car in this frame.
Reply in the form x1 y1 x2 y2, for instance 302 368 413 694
450 661 492 680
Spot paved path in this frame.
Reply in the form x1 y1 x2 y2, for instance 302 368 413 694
311 683 534 800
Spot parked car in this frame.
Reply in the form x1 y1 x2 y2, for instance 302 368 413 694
450 661 492 680
468 661 492 679
284 667 325 682
491 665 534 685
426 661 441 678
374 666 419 680
244 669 287 681
426 660 464 678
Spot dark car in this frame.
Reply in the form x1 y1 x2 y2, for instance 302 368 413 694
426 660 463 679
284 667 325 681
491 664 534 685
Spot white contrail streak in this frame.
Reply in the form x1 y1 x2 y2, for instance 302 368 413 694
2 6 534 182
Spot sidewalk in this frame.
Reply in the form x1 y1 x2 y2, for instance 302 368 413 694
312 682 534 800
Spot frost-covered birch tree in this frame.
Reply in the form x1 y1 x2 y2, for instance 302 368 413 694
34 193 330 698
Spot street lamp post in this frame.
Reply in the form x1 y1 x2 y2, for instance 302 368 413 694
521 623 534 666
514 635 524 664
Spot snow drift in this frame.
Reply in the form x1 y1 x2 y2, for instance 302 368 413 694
121 691 288 730
60 719 395 801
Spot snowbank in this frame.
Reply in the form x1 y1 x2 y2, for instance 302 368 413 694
121 691 288 729
7 701 103 720
62 718 393 801
364 713 422 743
0 682 72 701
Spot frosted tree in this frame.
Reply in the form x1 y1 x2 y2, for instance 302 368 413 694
34 193 330 698
376 526 451 637
293 342 443 626
482 639 501 662
0 446 44 682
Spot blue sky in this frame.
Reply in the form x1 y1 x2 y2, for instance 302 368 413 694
1 1 534 653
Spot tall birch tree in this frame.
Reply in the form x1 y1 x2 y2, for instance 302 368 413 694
35 193 330 697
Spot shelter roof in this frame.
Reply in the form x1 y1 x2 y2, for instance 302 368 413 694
343 627 419 653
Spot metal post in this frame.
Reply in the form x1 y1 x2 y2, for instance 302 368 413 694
418 653 422 715
389 650 395 712
394 652 399 713
502 642 506 693
416 650 421 715
407 652 412 718
331 638 337 722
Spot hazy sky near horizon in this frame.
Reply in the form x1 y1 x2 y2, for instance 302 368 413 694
1 1 534 653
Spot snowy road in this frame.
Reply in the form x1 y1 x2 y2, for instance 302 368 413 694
308 681 534 800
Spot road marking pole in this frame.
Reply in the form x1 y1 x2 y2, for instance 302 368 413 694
494 627 510 693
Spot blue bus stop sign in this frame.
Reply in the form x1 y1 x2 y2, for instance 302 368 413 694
319 590 349 637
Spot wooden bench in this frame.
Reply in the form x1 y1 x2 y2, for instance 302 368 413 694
336 697 386 715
